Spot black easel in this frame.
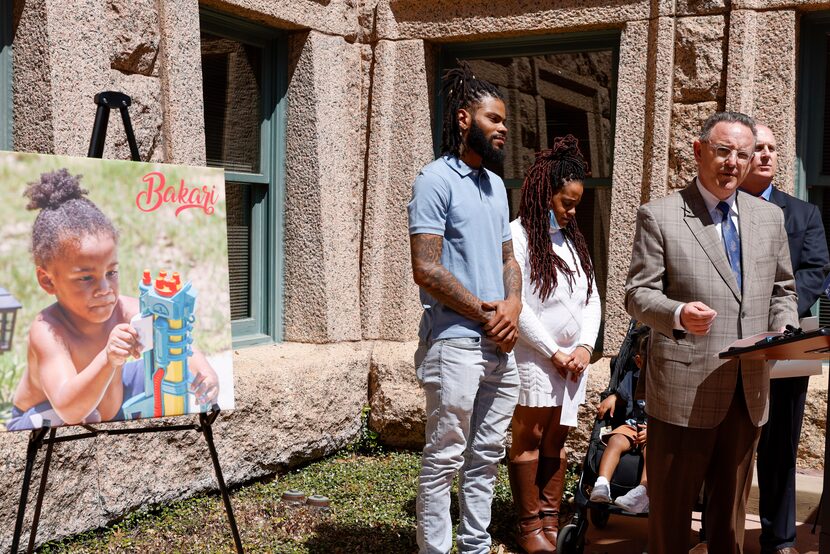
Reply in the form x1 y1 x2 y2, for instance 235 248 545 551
10 91 243 554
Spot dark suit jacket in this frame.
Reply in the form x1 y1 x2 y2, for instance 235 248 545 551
769 187 830 318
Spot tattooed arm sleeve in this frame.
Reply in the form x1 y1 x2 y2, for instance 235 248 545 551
410 233 491 323
502 239 522 301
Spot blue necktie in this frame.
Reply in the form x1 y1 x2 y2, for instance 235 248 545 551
717 201 742 291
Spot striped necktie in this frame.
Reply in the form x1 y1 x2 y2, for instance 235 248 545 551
716 201 742 291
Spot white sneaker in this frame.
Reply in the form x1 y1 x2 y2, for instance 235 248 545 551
614 484 649 513
589 481 611 503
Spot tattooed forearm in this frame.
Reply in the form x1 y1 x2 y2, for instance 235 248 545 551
502 240 522 300
410 233 490 323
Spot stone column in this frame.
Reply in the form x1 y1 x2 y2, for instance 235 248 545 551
604 18 672 353
360 38 431 341
11 0 55 153
158 0 206 165
41 0 109 156
283 30 364 342
726 9 797 195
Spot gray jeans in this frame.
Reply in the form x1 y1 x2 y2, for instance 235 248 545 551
415 337 520 554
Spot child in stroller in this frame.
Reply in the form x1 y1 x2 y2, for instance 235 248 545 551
589 326 649 514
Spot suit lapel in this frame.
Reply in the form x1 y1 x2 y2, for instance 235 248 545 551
681 183 742 301
737 191 755 303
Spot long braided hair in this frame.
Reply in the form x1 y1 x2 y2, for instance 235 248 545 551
440 60 504 157
519 135 594 303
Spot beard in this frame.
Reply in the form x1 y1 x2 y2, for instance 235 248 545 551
466 120 505 166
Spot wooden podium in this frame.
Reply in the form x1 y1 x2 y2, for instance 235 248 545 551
719 327 830 360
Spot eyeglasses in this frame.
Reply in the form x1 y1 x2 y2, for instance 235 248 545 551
702 142 755 163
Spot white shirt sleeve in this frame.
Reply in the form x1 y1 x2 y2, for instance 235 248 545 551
512 219 562 358
673 303 686 330
577 277 602 348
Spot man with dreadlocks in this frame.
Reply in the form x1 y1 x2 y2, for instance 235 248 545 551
407 61 522 554
507 136 601 553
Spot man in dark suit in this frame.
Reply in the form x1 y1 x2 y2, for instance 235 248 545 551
625 112 798 553
739 124 829 554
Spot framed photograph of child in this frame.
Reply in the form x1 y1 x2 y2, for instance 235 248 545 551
0 151 234 431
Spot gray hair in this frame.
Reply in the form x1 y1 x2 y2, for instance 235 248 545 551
699 111 757 142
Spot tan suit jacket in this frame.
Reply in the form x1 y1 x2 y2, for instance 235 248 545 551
625 182 798 429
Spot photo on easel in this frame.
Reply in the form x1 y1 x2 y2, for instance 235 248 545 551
0 151 233 431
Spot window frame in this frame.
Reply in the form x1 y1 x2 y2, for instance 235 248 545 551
797 12 830 198
436 31 621 189
0 0 12 150
200 9 286 348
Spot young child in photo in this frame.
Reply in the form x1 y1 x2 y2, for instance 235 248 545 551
589 326 650 514
7 169 218 431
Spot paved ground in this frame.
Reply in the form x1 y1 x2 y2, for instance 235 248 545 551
576 470 823 553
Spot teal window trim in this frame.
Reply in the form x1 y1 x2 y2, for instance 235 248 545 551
435 29 621 181
200 9 286 348
797 13 830 199
0 0 12 150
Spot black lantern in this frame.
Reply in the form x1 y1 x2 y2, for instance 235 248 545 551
0 287 22 353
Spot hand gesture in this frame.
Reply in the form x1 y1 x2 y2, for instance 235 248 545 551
597 394 617 420
191 365 219 405
482 298 521 352
680 301 717 336
106 323 140 368
551 350 574 379
635 424 647 446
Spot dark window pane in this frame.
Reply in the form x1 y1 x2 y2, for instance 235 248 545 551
466 51 614 182
823 35 830 175
458 50 615 352
201 33 262 173
225 182 252 320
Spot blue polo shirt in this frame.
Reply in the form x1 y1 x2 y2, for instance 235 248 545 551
407 154 512 340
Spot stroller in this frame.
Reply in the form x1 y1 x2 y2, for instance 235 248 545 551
557 319 649 554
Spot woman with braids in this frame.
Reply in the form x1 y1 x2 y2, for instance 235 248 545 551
408 61 522 554
507 136 601 553
7 169 218 431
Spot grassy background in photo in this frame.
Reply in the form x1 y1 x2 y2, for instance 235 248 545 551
0 151 231 416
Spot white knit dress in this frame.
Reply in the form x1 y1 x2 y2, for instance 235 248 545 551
510 218 602 411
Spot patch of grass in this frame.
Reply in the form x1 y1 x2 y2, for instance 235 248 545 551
37 450 582 553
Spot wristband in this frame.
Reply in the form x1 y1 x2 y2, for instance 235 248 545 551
578 344 594 356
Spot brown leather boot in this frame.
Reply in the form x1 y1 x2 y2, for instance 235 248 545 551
508 458 557 553
538 456 567 546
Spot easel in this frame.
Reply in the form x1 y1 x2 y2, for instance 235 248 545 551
10 91 243 554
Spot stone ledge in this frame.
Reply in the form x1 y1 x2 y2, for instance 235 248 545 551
368 342 828 471
0 342 370 551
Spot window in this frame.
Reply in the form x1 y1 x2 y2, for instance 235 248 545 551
798 14 830 325
438 33 620 351
200 10 286 347
0 0 12 150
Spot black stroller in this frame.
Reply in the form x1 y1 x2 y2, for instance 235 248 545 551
557 319 649 554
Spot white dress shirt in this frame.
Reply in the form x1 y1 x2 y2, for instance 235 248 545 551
673 178 740 329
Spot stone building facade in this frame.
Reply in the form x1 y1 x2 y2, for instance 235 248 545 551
1 0 829 548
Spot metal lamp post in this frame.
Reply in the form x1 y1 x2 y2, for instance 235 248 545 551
0 287 22 353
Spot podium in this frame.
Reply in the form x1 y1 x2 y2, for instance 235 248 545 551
719 327 830 361
720 327 830 553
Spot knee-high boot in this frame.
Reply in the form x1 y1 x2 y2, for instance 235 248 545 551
508 458 557 553
538 456 567 546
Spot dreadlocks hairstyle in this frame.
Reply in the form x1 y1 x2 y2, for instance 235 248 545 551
519 134 594 303
440 60 504 157
25 168 118 267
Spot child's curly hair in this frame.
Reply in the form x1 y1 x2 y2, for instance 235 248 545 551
25 169 118 266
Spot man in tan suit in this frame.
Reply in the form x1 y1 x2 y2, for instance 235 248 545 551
625 111 798 553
